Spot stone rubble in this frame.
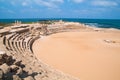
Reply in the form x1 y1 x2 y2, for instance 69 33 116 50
0 53 35 80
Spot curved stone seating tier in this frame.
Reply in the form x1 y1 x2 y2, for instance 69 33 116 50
27 37 33 51
29 36 40 53
20 38 27 52
13 33 30 56
14 41 22 55
17 39 23 51
3 36 6 46
16 41 21 53
13 34 22 47
19 40 26 54
18 41 24 54
21 32 30 47
2 27 40 57
6 33 16 40
13 28 29 33
3 34 16 51
24 37 32 50
14 41 20 54
22 38 26 52
3 36 9 50
11 35 23 55
16 34 23 41
0 30 10 36
8 34 19 53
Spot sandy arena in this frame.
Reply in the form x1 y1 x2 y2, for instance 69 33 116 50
33 31 120 80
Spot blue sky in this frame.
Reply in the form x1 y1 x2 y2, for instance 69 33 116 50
0 0 120 19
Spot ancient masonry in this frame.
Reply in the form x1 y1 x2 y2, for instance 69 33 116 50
0 22 81 80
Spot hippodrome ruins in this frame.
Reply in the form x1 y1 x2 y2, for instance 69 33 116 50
0 20 120 80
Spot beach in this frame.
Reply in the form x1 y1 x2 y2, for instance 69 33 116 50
33 30 120 80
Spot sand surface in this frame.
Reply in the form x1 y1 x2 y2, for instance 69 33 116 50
33 31 120 80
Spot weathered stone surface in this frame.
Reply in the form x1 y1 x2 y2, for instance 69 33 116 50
0 69 3 80
0 51 5 55
14 60 22 66
0 53 14 65
24 76 35 80
5 55 13 65
13 75 22 80
34 74 43 80
0 63 10 74
0 52 6 65
16 67 23 75
10 65 19 73
0 58 4 65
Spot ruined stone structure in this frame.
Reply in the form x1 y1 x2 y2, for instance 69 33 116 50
0 22 82 80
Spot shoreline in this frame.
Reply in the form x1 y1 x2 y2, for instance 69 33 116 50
0 19 120 29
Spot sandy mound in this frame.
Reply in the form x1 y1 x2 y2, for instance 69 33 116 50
33 31 120 80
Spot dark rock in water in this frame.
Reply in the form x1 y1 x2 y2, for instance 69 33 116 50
0 69 3 80
13 75 22 80
24 76 35 80
0 63 10 74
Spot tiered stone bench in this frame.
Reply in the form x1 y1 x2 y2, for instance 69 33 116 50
0 23 80 80
29 36 40 53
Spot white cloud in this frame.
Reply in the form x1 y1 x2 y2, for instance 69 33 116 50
34 0 55 8
51 0 64 3
6 0 64 9
10 0 31 7
92 0 118 7
33 0 64 9
22 2 28 6
72 0 84 3
0 7 15 14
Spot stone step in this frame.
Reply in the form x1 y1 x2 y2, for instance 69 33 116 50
8 34 19 52
22 38 26 51
13 33 24 54
19 40 25 54
24 37 32 50
27 37 33 50
29 36 40 53
5 34 16 50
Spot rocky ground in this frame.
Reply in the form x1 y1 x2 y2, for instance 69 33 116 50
0 52 35 80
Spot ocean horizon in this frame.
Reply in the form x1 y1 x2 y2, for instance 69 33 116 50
0 18 120 29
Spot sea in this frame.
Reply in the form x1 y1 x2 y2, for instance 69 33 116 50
0 18 120 29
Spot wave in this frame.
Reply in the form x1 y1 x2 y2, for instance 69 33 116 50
84 22 120 29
